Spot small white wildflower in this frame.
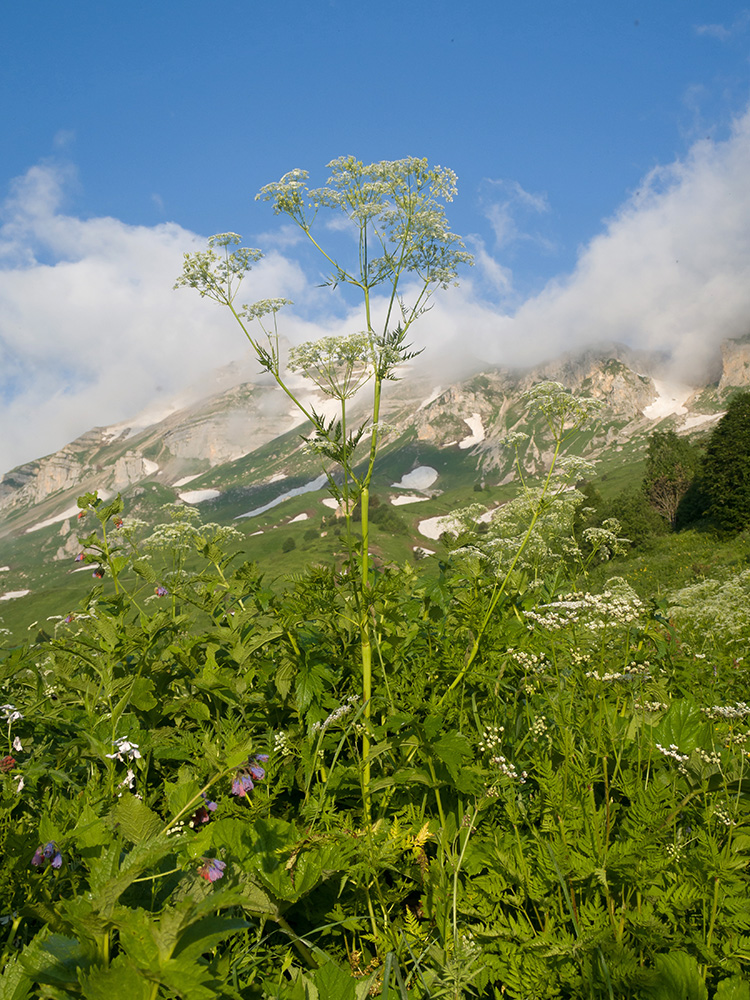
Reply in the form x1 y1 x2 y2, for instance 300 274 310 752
106 737 142 763
13 774 23 793
0 705 23 724
12 736 22 752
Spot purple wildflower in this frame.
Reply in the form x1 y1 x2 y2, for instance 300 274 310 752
247 762 265 781
231 773 254 797
155 586 168 597
63 614 75 624
92 567 105 579
74 553 85 563
198 858 226 882
32 841 62 869
189 796 217 827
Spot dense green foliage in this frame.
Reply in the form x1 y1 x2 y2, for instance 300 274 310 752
703 394 750 532
642 431 702 528
2 442 750 998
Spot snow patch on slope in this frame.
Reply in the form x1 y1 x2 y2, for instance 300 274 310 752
236 474 328 519
642 381 693 420
392 466 438 491
458 413 485 449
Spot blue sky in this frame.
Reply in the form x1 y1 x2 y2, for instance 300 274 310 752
2 1 750 472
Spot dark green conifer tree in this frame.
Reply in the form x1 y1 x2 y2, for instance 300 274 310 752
702 391 750 532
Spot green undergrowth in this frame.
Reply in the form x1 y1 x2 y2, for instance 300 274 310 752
1 485 750 998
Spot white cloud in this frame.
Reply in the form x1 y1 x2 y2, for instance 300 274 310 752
4 107 750 474
0 162 307 473
480 178 551 251
467 108 750 381
695 12 750 41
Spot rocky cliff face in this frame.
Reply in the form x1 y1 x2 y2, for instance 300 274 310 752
719 337 750 392
0 339 743 531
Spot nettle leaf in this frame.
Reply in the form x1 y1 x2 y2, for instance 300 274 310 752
431 732 472 782
129 677 157 712
20 932 97 986
312 960 359 1000
165 775 202 819
131 560 157 583
111 795 162 844
77 954 151 1000
645 952 707 1000
716 977 750 1000
652 699 709 756
0 954 33 1000
172 915 249 965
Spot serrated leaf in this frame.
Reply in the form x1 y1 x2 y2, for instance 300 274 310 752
91 836 175 917
111 795 162 844
0 954 33 1000
129 677 157 711
313 961 358 1000
716 978 750 1000
77 954 151 1000
157 959 217 1000
20 933 97 986
274 660 295 699
645 951 708 1000
165 777 202 819
96 495 124 523
115 908 161 973
132 560 157 583
172 915 249 965
431 731 472 782
89 614 119 650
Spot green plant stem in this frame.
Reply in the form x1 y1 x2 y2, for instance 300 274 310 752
439 436 564 704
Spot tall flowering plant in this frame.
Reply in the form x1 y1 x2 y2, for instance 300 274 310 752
176 157 473 813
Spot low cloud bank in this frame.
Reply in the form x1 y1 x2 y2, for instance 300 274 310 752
2 109 750 473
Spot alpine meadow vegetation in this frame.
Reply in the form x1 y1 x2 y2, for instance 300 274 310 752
2 158 750 999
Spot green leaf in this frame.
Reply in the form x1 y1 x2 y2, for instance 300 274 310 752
653 700 709 756
89 613 119 650
165 776 202 818
313 961 358 1000
77 954 151 1000
158 959 217 1000
96 495 124 523
716 979 750 1000
73 805 109 852
172 915 249 965
0 954 33 1000
115 908 162 973
645 952 707 1000
274 660 295 699
131 560 157 583
431 731 472 782
111 795 162 844
20 933 97 986
129 677 157 711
